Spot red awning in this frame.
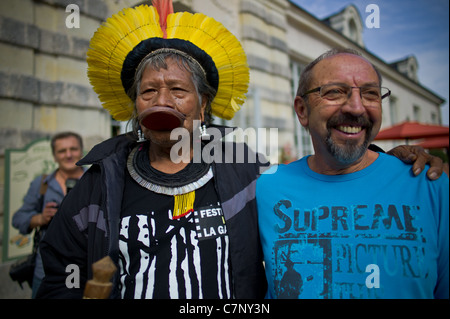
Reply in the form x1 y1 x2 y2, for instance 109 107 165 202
416 136 449 149
375 121 449 141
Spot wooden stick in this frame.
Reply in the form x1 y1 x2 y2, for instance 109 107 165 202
83 256 117 299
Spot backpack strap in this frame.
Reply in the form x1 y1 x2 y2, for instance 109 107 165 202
33 174 49 246
39 174 48 196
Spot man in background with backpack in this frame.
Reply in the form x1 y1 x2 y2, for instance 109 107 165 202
12 132 85 298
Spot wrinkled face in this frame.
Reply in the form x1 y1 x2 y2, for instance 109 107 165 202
295 54 383 165
53 136 83 173
136 57 206 148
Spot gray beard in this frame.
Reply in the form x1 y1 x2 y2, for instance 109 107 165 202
325 135 370 165
324 113 373 165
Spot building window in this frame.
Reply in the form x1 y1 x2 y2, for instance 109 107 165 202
111 117 121 137
431 112 437 124
413 105 421 122
291 61 313 158
389 96 398 124
349 19 358 42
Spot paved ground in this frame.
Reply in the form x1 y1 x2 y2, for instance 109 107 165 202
0 260 32 299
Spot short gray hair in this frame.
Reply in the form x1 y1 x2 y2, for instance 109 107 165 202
296 48 382 99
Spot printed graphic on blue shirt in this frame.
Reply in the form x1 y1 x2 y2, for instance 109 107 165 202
257 155 448 299
269 200 429 299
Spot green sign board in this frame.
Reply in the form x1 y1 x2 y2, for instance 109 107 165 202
3 138 57 261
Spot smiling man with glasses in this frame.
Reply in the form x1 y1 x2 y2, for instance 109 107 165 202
257 48 449 299
294 49 392 170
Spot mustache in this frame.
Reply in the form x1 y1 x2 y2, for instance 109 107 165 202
326 114 373 130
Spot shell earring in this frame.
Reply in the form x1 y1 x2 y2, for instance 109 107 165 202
137 127 146 142
199 122 209 140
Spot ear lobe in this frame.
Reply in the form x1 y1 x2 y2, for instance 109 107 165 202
294 96 309 128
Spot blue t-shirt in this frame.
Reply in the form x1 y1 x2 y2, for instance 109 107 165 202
257 153 449 299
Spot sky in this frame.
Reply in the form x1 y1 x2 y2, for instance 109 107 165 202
291 0 449 126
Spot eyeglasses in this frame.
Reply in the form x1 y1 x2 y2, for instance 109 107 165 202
301 83 391 106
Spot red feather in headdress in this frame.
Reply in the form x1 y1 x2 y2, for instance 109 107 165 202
152 0 174 38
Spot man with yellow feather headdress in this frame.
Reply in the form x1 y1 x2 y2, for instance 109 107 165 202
37 0 267 299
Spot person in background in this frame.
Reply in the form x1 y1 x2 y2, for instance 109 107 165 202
12 132 85 298
257 48 449 299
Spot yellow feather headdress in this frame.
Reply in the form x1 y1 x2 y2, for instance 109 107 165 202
87 3 249 121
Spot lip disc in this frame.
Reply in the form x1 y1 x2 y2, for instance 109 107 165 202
139 106 186 131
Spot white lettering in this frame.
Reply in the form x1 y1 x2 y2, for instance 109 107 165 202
365 264 380 288
365 4 380 29
65 4 80 29
65 264 80 289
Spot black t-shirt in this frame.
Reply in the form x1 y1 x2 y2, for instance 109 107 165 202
119 162 232 299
